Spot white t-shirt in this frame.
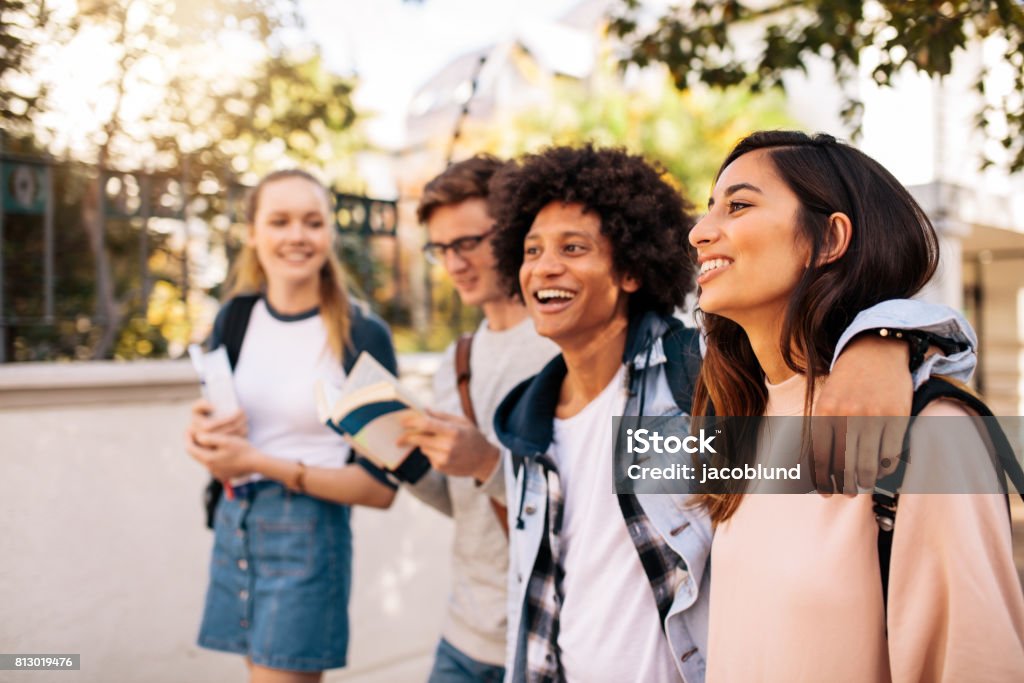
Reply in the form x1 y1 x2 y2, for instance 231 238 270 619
232 300 350 482
553 366 680 683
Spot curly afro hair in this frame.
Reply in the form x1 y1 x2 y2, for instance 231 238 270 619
488 144 696 317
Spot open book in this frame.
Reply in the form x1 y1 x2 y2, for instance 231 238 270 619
316 351 424 470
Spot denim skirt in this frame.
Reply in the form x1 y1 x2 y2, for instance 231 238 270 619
198 480 352 672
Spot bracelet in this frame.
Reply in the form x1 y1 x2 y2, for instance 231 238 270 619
872 328 969 372
875 328 928 371
289 462 307 494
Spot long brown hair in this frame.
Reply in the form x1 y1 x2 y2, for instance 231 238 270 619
693 131 939 523
224 169 351 359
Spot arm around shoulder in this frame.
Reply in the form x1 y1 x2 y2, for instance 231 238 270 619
832 299 977 387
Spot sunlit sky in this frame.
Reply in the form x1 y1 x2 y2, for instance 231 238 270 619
299 0 582 148
26 0 1020 196
30 0 584 159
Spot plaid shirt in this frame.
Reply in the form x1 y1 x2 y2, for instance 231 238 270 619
498 312 699 682
520 458 687 683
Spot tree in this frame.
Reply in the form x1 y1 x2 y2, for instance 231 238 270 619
461 50 796 204
39 0 362 358
609 0 1024 172
0 0 50 134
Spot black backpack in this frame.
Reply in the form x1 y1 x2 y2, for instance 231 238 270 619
874 377 1024 606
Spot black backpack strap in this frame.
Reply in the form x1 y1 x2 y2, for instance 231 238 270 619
662 320 702 415
875 377 1024 607
219 294 260 369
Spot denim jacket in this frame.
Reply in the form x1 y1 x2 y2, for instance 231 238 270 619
493 300 976 683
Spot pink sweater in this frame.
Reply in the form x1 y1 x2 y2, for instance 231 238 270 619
706 374 1024 682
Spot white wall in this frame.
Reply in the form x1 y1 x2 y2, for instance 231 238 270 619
0 359 452 683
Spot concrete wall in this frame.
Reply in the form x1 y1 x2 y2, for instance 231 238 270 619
0 357 452 683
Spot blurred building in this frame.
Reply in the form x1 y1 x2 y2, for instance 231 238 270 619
785 38 1024 414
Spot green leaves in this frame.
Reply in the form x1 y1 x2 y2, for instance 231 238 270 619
610 0 1024 172
1 0 366 359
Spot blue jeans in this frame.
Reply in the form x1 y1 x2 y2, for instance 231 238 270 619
427 639 505 683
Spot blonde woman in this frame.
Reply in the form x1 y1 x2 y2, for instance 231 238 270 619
186 170 401 683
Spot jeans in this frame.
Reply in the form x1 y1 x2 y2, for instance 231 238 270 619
427 638 505 683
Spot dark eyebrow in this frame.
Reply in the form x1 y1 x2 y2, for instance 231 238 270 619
708 182 763 209
524 230 594 241
725 182 762 196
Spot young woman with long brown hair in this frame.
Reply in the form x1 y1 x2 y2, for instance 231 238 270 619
689 131 1024 681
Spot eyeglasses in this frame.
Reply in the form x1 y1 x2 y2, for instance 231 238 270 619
422 227 496 264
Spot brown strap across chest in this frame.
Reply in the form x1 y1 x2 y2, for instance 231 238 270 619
455 334 478 425
455 332 508 537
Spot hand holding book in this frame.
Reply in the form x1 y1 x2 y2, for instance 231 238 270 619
397 409 501 484
316 352 425 471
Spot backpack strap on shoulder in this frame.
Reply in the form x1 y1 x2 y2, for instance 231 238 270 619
662 320 702 415
454 333 478 425
341 300 365 374
875 377 1024 608
221 294 259 370
452 331 509 536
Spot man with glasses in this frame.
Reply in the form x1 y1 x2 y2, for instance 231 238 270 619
398 154 558 683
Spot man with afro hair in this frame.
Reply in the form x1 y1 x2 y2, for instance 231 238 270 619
488 144 976 682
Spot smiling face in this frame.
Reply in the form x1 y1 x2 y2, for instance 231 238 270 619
689 149 810 331
425 197 505 307
519 201 638 348
249 175 332 290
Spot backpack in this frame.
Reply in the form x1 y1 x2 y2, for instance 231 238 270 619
874 377 1024 606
